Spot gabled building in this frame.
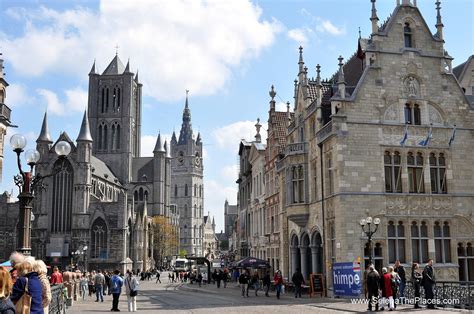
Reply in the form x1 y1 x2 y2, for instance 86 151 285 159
453 55 474 106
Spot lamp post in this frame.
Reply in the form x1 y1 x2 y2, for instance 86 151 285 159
359 216 381 266
10 134 71 256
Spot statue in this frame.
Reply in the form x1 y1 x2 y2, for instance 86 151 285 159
405 76 418 97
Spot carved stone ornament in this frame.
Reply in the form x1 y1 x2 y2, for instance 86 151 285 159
384 104 399 122
404 76 419 98
428 105 443 125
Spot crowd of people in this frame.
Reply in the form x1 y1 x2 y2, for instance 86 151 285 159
364 259 437 311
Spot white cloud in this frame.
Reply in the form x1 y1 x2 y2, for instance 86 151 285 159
211 120 267 152
276 101 293 112
205 178 237 231
140 134 172 157
287 28 310 45
36 87 88 116
316 18 345 36
5 84 34 108
1 1 282 102
221 164 239 182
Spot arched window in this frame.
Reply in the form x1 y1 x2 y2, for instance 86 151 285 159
91 218 107 259
430 153 447 194
291 165 304 203
404 22 412 48
105 87 109 112
199 185 202 198
111 122 121 150
101 88 106 113
103 124 108 151
458 243 474 281
51 159 73 233
384 151 402 193
112 86 121 112
185 184 188 196
139 188 144 201
144 190 148 201
387 221 406 263
184 204 188 217
194 184 197 196
404 104 421 125
174 185 178 197
434 221 451 263
411 221 429 263
408 152 424 193
134 190 138 203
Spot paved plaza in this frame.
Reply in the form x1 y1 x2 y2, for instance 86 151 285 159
67 273 469 313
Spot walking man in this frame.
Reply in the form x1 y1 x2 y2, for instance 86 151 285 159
110 270 124 312
94 270 105 302
263 271 271 297
394 260 406 302
239 269 249 297
291 268 304 298
366 265 380 312
155 271 161 284
422 259 436 309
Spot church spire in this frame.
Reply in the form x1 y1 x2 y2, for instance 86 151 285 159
370 0 379 34
76 110 93 142
124 59 131 73
254 118 262 143
178 90 193 145
89 60 97 75
37 111 52 143
337 56 346 99
154 133 165 153
435 1 444 40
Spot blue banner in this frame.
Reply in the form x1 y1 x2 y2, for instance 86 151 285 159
332 262 362 297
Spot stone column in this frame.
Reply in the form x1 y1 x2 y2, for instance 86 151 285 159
299 246 308 280
290 246 298 275
310 245 318 274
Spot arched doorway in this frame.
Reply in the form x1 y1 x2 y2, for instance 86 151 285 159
290 234 300 276
311 232 323 275
300 233 311 280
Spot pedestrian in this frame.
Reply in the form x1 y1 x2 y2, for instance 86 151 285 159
216 270 222 288
0 266 15 314
8 251 25 284
412 263 422 309
104 271 111 295
223 268 229 288
291 268 304 298
124 270 139 312
363 264 369 299
155 271 161 284
50 266 63 285
168 272 172 283
33 260 52 313
238 269 249 297
274 270 283 299
88 271 95 297
263 271 271 297
251 271 260 296
197 273 203 287
11 260 43 314
389 266 400 308
80 273 89 301
379 267 394 311
94 269 105 302
110 270 124 312
171 272 175 283
366 265 380 312
422 259 436 309
394 260 406 302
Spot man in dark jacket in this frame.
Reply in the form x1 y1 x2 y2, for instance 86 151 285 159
238 269 249 297
394 260 406 301
291 268 305 298
263 271 271 297
422 259 436 309
366 265 380 312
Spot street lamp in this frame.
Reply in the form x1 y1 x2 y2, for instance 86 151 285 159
360 216 381 266
11 134 71 256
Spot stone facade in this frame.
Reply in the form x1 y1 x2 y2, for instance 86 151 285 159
278 0 474 293
0 55 12 183
170 94 204 257
203 213 218 259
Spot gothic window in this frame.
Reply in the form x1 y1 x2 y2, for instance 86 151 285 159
404 22 413 48
194 184 197 197
411 221 429 263
430 153 447 194
387 221 406 263
101 88 106 113
434 221 451 263
199 185 202 198
327 154 334 195
408 152 424 193
364 242 384 273
404 104 420 125
185 184 188 196
139 188 144 201
98 124 103 150
112 86 121 112
458 243 474 281
291 165 304 204
51 159 73 233
98 123 108 151
91 218 107 259
144 190 148 201
174 185 178 197
384 151 402 193
184 204 188 217
105 87 109 112
134 190 138 203
111 122 121 150
311 159 318 202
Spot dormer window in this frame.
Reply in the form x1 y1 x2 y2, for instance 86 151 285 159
404 23 413 48
404 103 421 125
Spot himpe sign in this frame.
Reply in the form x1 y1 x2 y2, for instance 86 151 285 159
332 262 362 297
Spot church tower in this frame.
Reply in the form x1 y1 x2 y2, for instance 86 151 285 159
87 55 142 184
170 92 204 256
0 54 12 182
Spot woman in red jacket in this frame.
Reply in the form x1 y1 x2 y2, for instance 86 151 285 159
273 270 283 299
379 267 394 311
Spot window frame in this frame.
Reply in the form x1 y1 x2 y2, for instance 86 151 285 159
434 221 451 263
384 151 402 193
407 152 425 193
387 221 406 263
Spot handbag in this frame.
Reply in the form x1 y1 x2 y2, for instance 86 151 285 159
16 277 32 314
128 277 137 297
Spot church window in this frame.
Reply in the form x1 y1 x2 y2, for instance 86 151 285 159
458 243 474 281
384 151 402 193
194 184 197 196
404 104 420 125
185 184 188 196
174 185 178 197
184 204 188 217
139 188 144 201
91 218 107 259
111 122 121 150
194 205 196 217
387 221 406 263
407 152 424 193
105 87 110 112
404 23 413 48
434 221 451 263
430 153 447 194
411 221 429 263
291 165 304 204
103 124 108 150
101 88 106 113
144 190 148 201
51 159 73 233
199 185 203 198
113 86 121 112
134 190 138 203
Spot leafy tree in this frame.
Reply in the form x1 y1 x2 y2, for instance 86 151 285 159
152 216 179 267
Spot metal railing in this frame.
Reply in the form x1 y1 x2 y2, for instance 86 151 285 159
49 284 66 314
404 281 473 310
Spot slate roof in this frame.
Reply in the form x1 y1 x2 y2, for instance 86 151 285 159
102 55 126 75
453 55 473 80
131 157 154 182
91 156 121 186
270 111 290 153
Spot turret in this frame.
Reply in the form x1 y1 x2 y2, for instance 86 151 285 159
370 0 379 34
254 118 262 143
435 1 444 41
36 112 53 160
315 64 323 122
76 110 93 163
269 85 276 112
337 56 346 99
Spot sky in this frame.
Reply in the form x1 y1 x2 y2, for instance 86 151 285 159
0 0 472 232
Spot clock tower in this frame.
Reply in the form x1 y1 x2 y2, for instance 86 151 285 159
170 92 204 256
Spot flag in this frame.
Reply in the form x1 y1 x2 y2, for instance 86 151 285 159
419 125 433 146
448 125 456 147
400 124 408 146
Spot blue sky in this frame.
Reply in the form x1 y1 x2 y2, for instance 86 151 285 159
0 0 472 231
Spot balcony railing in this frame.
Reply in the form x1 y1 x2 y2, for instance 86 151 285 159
404 281 473 310
316 121 334 144
286 142 306 156
0 103 11 124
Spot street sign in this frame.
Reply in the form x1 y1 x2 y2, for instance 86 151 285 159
332 262 362 297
